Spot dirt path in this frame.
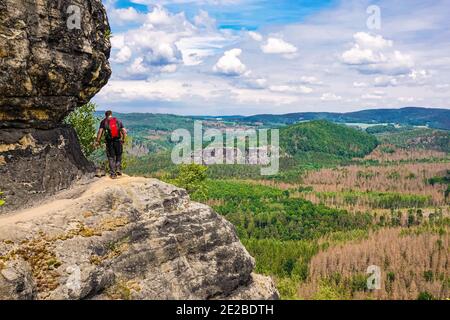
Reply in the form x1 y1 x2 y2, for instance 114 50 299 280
0 175 148 226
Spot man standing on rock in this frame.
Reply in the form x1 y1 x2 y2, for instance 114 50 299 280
95 111 126 179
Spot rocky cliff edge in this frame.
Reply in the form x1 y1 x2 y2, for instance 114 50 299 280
0 176 279 300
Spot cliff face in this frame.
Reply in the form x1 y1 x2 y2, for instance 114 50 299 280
0 0 111 212
0 177 279 300
0 0 111 129
0 0 279 300
0 126 95 213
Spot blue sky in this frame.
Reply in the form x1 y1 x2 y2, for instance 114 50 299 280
95 0 450 115
112 0 338 30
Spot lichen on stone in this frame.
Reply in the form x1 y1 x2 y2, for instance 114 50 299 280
105 278 141 300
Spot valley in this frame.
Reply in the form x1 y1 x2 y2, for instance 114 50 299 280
93 107 449 300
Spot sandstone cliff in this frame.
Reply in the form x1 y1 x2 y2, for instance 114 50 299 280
0 126 95 212
0 0 111 129
0 176 279 300
0 0 279 300
0 0 111 212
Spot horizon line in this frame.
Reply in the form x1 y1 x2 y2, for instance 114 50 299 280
95 106 450 117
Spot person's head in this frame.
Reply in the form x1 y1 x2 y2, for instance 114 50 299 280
105 110 113 118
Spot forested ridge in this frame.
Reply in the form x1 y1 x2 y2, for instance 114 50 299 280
93 111 450 300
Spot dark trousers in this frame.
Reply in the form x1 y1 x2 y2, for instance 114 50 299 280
106 139 123 175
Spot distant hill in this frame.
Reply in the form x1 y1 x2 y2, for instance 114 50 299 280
221 107 450 130
98 107 450 130
95 111 195 132
376 128 450 153
280 120 379 159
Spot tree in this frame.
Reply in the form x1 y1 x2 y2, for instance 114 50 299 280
407 209 416 227
417 291 435 300
64 102 98 157
173 164 208 199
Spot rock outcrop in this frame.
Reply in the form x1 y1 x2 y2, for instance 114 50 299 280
0 177 279 300
0 0 111 128
0 0 279 301
0 126 95 213
0 0 111 212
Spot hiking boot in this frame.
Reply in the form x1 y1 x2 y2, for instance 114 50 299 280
95 168 106 178
116 171 123 176
110 174 117 179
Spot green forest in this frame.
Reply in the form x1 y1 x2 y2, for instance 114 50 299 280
70 107 449 300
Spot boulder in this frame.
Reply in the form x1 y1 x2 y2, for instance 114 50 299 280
0 0 111 129
0 177 279 300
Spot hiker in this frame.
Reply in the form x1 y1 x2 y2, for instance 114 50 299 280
95 110 126 179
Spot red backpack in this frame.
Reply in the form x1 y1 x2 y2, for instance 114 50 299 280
105 117 120 140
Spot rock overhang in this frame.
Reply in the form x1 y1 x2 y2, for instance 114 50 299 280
0 0 111 129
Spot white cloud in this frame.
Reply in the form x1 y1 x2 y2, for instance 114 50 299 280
321 93 342 101
269 85 313 94
97 78 299 108
100 1 450 114
362 91 385 100
160 64 178 73
109 7 196 78
239 77 268 89
261 38 298 55
362 94 382 100
97 79 221 102
116 7 145 23
176 35 233 66
106 5 146 26
371 69 431 88
341 44 386 65
353 32 393 50
398 97 415 103
113 46 132 64
213 48 247 76
248 31 263 42
342 32 415 75
126 57 149 76
107 5 241 79
148 42 182 66
231 89 299 105
299 76 323 85
110 33 125 48
408 69 431 83
381 50 415 75
374 76 398 87
353 82 368 87
194 10 216 29
146 5 175 25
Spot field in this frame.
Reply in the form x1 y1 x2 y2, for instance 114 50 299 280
120 116 450 300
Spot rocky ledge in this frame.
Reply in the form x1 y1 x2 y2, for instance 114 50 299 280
0 177 279 300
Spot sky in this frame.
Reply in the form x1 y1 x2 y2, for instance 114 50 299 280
94 0 450 115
